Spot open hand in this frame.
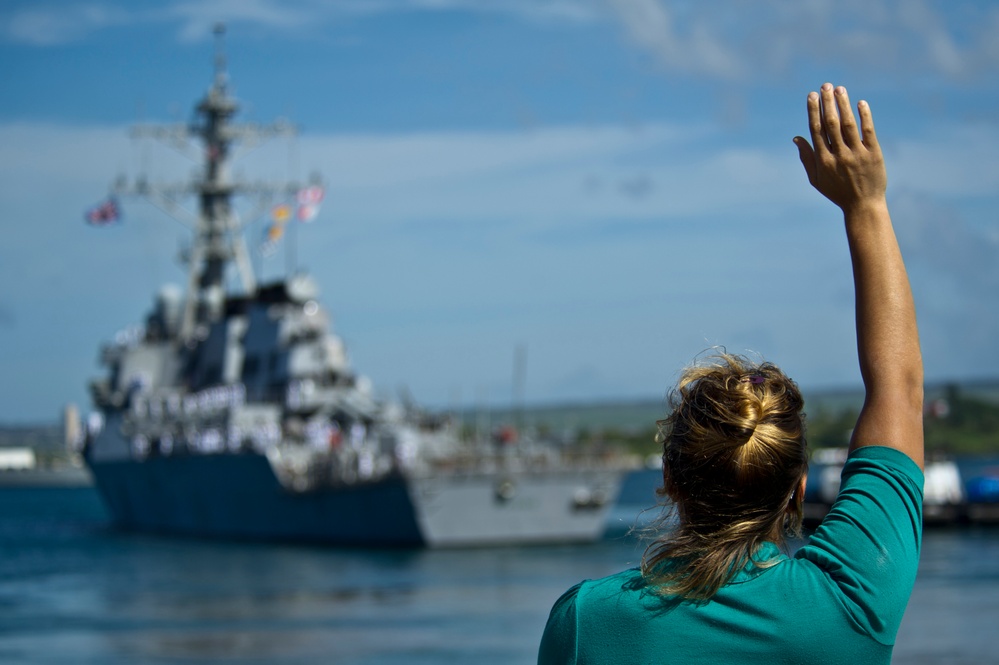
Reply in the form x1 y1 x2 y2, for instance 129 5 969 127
793 83 887 213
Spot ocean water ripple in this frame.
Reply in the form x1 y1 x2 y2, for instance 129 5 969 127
0 486 996 664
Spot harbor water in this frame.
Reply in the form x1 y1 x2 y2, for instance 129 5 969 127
1 480 998 664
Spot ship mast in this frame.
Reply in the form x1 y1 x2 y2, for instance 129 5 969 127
173 23 241 340
119 23 300 343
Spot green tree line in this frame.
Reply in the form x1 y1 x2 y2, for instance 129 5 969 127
581 384 999 459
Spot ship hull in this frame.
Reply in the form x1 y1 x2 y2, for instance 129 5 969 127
88 454 425 546
408 469 621 547
86 454 622 548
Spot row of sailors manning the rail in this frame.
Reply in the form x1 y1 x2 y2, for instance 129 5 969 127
85 410 378 456
84 412 412 483
130 419 371 457
82 381 397 460
117 379 370 422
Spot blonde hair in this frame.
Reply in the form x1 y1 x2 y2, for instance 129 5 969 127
642 353 807 601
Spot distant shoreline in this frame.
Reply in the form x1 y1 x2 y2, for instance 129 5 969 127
3 378 998 449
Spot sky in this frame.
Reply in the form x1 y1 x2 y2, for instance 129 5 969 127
1 0 998 424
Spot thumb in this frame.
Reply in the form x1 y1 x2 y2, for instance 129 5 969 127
793 136 817 186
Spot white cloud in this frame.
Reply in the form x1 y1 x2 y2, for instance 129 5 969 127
0 123 128 184
897 0 965 78
888 124 999 197
166 0 316 43
2 115 997 418
2 4 127 45
603 0 746 79
404 0 599 23
282 129 812 228
0 0 601 46
603 0 999 84
4 116 995 239
5 0 998 88
294 123 694 186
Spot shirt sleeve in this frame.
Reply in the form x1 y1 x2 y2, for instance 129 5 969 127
796 446 924 644
538 583 582 665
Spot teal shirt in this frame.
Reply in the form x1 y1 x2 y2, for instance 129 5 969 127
539 446 924 664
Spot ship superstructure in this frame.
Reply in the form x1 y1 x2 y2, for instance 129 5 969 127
82 27 631 547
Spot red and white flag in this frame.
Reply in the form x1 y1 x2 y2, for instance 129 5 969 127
85 197 120 225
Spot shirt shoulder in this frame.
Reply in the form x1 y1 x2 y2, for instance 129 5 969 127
538 569 648 665
538 582 582 664
796 445 925 644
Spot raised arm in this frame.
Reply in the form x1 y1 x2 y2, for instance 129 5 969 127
794 83 924 469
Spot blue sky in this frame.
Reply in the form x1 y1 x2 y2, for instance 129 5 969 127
1 0 998 424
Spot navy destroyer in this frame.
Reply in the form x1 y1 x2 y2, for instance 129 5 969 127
82 27 632 547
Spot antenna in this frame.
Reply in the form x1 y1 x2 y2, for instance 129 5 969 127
213 23 227 91
112 25 302 343
513 343 527 433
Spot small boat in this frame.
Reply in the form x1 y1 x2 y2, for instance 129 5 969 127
804 448 980 527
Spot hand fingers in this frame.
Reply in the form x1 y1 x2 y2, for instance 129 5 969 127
806 91 829 157
820 83 846 152
793 136 817 186
835 86 862 149
857 99 880 152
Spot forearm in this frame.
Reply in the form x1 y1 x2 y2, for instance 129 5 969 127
845 200 924 466
794 83 924 467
